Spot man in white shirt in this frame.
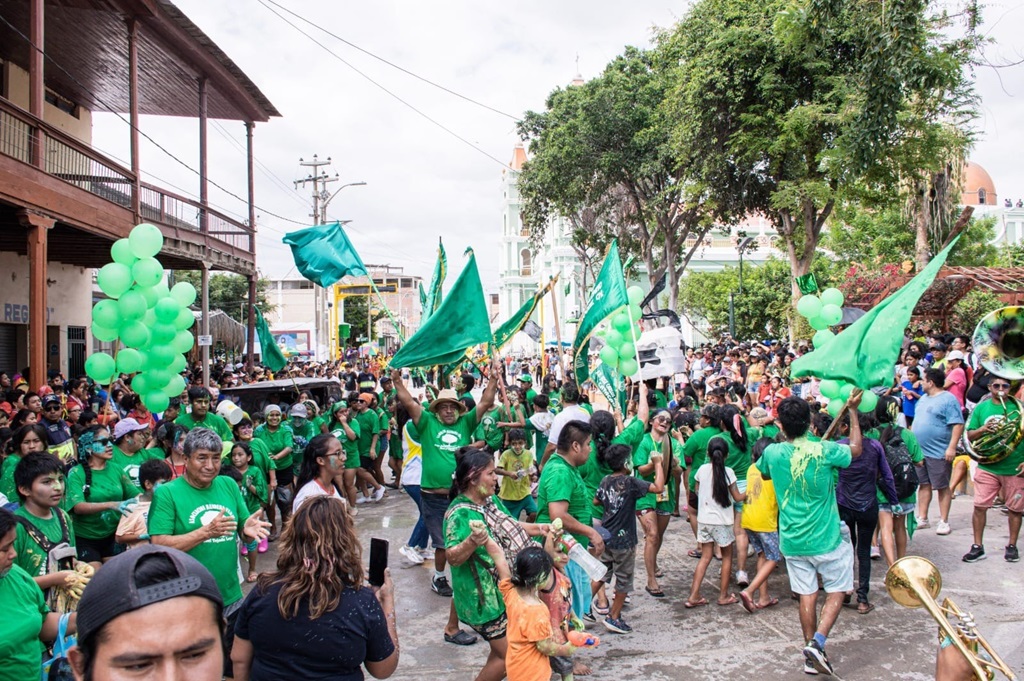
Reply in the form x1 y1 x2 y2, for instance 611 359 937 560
540 381 590 467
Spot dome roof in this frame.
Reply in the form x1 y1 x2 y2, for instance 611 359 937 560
962 161 997 206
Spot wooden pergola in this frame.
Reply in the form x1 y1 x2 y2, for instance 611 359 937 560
844 266 1024 331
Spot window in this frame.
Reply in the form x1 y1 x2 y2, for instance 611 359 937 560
400 278 413 289
45 90 79 118
520 248 532 276
978 188 987 205
281 280 313 290
519 217 529 238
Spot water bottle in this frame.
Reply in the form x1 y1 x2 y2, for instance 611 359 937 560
558 534 607 582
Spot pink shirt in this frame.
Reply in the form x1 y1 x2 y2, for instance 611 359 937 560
945 366 967 407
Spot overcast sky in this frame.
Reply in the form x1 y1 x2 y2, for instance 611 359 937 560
91 0 1024 292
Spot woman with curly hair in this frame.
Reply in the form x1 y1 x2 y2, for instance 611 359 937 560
231 495 398 680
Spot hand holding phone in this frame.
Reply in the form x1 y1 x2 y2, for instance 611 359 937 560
369 537 389 587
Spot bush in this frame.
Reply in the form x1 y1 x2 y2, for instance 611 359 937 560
950 289 1003 336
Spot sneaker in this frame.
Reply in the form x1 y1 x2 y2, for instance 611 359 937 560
400 545 425 565
870 545 881 560
372 486 386 502
917 518 930 529
962 544 986 563
803 640 834 676
803 659 820 675
582 609 596 622
356 495 370 504
736 570 750 588
420 548 435 560
1006 545 1020 563
602 616 632 634
431 575 453 597
936 520 951 536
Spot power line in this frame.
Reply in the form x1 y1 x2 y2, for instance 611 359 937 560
0 12 309 227
260 0 520 121
255 0 514 171
209 120 310 210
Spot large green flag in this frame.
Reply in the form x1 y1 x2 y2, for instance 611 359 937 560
282 221 368 287
591 362 626 411
253 306 287 372
390 251 491 369
573 240 629 385
792 236 961 388
422 238 447 322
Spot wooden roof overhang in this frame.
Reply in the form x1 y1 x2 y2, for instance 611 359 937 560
845 266 1024 319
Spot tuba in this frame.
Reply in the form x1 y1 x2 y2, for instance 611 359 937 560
885 556 1017 680
965 307 1024 463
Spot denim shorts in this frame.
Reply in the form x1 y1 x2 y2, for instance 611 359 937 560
879 501 915 516
746 529 781 562
420 491 451 548
785 533 854 595
733 479 747 513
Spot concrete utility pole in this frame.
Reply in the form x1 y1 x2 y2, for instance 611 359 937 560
294 155 337 360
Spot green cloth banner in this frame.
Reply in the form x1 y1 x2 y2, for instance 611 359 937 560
282 221 368 287
390 251 491 369
254 306 287 372
591 362 624 411
422 239 447 322
792 236 960 388
572 240 629 386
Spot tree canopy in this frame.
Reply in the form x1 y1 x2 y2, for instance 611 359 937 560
175 271 273 323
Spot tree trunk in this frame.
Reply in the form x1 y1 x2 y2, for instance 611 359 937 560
914 185 930 272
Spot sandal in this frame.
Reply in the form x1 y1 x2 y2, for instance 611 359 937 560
857 602 875 614
655 569 665 579
246 571 258 583
645 586 666 598
687 548 702 559
684 598 709 608
757 597 780 609
739 591 757 614
444 630 478 646
717 595 739 606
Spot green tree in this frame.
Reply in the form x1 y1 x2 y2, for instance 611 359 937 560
340 295 386 346
950 289 1003 336
174 271 273 323
664 0 980 336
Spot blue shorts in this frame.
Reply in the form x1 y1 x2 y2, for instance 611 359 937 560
733 479 748 513
501 495 537 520
785 530 854 596
745 529 781 562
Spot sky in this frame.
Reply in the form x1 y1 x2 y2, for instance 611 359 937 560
90 0 1024 293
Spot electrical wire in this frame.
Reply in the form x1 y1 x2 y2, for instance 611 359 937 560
259 0 519 121
255 0 514 171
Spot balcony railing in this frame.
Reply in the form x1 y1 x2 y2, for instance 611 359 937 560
0 96 253 257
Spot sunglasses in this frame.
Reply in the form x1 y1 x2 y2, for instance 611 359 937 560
44 404 62 411
93 437 112 447
991 383 1010 389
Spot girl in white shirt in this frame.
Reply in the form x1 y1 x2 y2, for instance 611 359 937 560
292 434 348 513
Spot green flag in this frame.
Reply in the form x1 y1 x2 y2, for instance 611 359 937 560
791 236 961 388
573 240 629 385
419 282 428 314
591 362 625 411
282 221 368 287
422 238 447 322
253 306 287 372
390 251 491 369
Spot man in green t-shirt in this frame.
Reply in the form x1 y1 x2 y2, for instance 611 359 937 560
391 356 500 646
757 394 862 677
351 392 385 502
149 427 269 673
175 387 232 442
110 418 163 487
962 379 1024 564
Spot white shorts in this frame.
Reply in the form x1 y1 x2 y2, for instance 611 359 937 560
785 530 854 595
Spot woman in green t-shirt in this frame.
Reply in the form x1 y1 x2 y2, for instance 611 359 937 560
324 401 363 510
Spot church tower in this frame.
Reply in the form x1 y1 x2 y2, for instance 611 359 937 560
498 143 533 323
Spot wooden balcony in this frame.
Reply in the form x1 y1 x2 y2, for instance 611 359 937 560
0 95 255 274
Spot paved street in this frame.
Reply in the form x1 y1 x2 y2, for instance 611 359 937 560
251 488 1024 680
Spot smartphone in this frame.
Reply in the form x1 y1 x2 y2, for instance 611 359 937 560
368 538 389 587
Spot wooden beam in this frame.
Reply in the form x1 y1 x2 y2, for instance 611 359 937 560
28 0 44 168
127 17 141 221
18 209 53 388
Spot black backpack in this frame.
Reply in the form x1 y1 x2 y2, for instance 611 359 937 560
880 426 919 501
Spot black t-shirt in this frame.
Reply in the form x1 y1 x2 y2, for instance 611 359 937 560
342 372 358 392
234 581 394 681
595 474 653 550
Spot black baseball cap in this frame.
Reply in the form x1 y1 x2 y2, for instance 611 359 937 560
76 545 223 644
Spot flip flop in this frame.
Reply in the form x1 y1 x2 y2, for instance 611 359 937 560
645 586 666 598
687 549 702 559
444 630 478 646
246 572 258 583
717 595 739 606
756 597 780 609
857 602 875 614
739 591 757 614
655 569 665 578
684 598 709 608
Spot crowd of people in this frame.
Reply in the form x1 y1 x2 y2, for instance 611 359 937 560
0 324 1020 680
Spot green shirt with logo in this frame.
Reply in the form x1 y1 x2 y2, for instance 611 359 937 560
64 463 141 539
14 506 76 579
254 423 294 472
328 418 362 470
354 410 380 459
110 445 166 487
175 411 232 442
418 410 479 490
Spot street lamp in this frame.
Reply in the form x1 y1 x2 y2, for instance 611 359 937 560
319 181 367 223
729 236 756 338
314 178 364 360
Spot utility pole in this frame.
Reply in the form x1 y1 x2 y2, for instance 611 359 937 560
294 155 338 361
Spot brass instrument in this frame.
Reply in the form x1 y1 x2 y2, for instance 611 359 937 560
885 556 1017 680
967 307 1024 463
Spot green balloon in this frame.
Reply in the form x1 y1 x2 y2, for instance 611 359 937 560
627 286 644 306
117 290 147 321
151 323 177 345
129 223 164 259
116 348 143 374
85 353 115 383
819 379 841 399
599 345 619 366
839 383 855 401
119 321 151 348
812 329 835 348
820 287 845 308
619 358 638 376
144 391 170 414
138 286 162 309
110 238 137 267
148 344 176 367
612 312 632 334
149 281 170 305
857 390 879 413
164 374 187 397
827 399 845 418
796 294 823 319
174 308 196 331
143 309 157 327
172 330 194 354
92 300 120 328
820 304 843 326
605 329 624 349
132 372 152 396
628 303 643 322
170 282 197 307
618 342 635 360
809 315 831 331
168 354 188 374
131 258 164 289
154 297 181 324
91 323 119 343
146 369 172 388
97 263 133 298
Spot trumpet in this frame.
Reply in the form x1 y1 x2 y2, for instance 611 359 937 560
885 556 1017 680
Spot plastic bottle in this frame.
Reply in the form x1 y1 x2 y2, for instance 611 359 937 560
557 534 607 582
567 630 600 647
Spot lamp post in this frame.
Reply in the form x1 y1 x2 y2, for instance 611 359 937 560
319 182 367 224
729 236 756 338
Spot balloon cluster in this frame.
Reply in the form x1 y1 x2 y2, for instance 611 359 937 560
595 286 645 377
795 287 845 350
819 379 879 416
87 224 197 413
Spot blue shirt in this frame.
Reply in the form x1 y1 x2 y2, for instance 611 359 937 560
900 381 923 418
910 391 964 460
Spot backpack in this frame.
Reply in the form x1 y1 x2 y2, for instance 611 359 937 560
15 511 77 610
880 426 919 501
